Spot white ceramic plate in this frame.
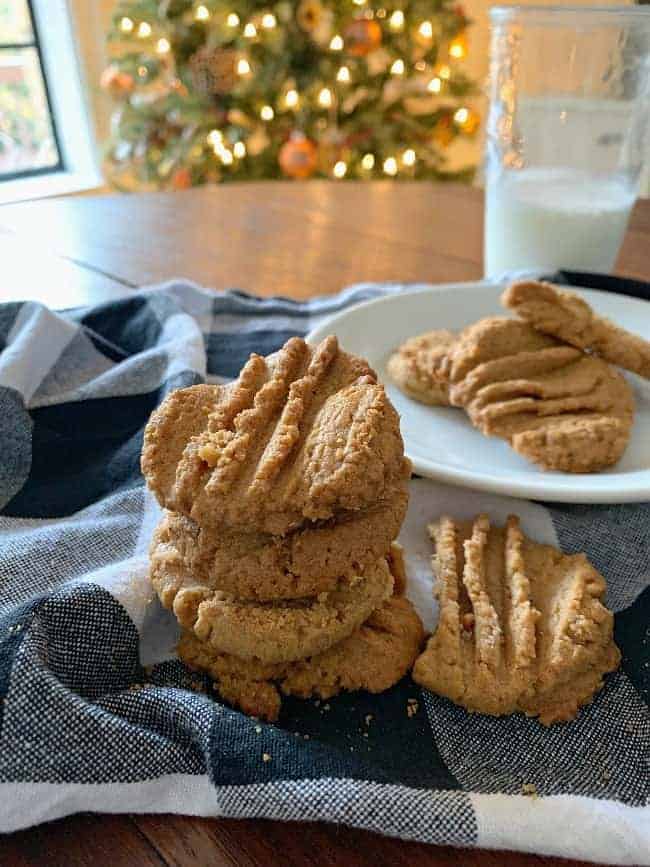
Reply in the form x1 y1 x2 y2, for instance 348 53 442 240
306 281 650 503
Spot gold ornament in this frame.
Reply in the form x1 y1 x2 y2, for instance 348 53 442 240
296 0 324 34
100 65 135 98
189 46 238 96
278 135 318 179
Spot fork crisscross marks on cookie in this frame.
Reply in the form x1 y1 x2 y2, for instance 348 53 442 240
503 280 650 380
413 515 620 724
447 318 634 473
142 336 406 535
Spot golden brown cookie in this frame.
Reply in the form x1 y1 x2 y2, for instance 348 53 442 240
503 280 650 380
448 317 634 473
387 330 456 407
142 335 406 536
412 514 620 724
178 595 425 721
150 526 394 663
152 466 409 601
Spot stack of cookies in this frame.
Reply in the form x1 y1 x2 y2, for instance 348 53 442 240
142 335 424 721
388 280 641 473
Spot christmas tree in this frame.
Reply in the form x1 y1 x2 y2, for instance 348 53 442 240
103 0 479 190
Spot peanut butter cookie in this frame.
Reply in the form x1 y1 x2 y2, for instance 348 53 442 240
142 336 406 536
150 526 394 663
152 465 409 601
179 595 425 721
448 317 634 472
503 280 650 379
387 330 456 407
412 514 620 724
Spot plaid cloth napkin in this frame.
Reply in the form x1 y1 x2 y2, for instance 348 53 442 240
0 280 648 864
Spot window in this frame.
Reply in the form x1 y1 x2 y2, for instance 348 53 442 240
0 0 100 202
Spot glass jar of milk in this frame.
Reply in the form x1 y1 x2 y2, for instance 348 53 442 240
484 6 650 279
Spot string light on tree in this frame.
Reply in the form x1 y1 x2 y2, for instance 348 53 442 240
318 87 333 107
383 156 398 176
389 10 405 30
104 0 478 188
449 37 466 59
454 106 480 133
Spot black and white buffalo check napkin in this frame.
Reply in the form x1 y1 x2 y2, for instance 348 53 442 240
0 279 648 864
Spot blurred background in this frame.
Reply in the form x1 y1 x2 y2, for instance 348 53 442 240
0 0 643 202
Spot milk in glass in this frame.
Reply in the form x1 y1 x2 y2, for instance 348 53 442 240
484 167 637 277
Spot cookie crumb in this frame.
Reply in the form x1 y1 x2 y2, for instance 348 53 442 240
407 698 419 717
262 753 271 763
521 783 538 798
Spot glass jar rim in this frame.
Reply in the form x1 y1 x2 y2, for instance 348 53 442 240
490 5 650 25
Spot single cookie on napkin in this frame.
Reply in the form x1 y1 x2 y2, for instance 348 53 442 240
412 513 620 724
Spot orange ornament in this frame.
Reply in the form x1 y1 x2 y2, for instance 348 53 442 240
278 136 318 179
100 64 135 98
170 167 193 190
344 19 382 57
432 115 454 147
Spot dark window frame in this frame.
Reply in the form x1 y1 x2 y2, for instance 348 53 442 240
0 0 64 182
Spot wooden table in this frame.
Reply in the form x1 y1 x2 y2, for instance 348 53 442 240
1 183 648 867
